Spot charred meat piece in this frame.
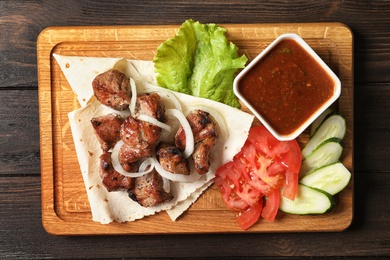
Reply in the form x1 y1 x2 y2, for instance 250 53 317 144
91 114 124 152
156 143 190 175
175 110 218 174
120 160 139 173
128 170 173 207
175 109 217 149
135 93 166 122
92 69 131 111
99 151 133 192
192 137 216 174
196 120 217 142
120 116 161 150
118 143 154 164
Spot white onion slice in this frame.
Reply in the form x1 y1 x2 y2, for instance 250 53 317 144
101 104 131 118
165 108 194 158
162 177 171 193
139 81 164 93
185 104 228 141
152 156 202 183
155 90 182 111
136 114 172 132
113 58 140 78
111 140 155 177
129 77 137 115
138 82 182 111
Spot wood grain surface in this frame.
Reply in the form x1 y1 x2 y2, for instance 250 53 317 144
38 23 353 235
1 0 389 258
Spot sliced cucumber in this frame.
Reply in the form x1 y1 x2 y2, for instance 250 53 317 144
310 108 333 137
279 184 334 215
300 162 351 195
299 138 343 179
302 113 346 159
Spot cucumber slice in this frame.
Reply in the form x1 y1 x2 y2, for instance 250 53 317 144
302 113 346 159
300 162 351 195
310 108 333 137
299 137 343 179
279 184 334 215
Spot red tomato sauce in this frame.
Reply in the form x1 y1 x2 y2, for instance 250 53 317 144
238 39 335 135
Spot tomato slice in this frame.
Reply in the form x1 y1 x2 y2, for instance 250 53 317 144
236 202 262 230
215 125 302 230
276 140 302 173
261 188 280 222
282 169 298 200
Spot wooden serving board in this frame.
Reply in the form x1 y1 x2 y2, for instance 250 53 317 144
37 23 353 235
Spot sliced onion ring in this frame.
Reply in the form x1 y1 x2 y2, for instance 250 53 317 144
136 114 172 132
162 177 171 193
185 104 228 141
129 77 137 115
101 104 131 118
155 90 182 111
165 108 194 158
138 82 182 111
152 156 202 183
111 140 155 177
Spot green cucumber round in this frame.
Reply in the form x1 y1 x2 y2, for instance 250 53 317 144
279 184 334 215
303 113 346 159
300 162 351 195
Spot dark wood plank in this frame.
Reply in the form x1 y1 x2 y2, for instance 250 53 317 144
0 0 390 258
0 89 40 175
354 83 390 172
0 176 388 258
0 0 390 87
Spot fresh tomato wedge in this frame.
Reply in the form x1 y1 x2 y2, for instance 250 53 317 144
283 169 299 200
236 201 262 230
215 125 302 230
261 188 280 222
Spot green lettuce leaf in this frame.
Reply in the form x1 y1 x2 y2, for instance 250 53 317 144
153 19 247 108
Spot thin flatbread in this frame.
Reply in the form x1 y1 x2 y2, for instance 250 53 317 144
56 54 254 224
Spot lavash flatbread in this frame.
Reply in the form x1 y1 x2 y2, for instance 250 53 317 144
55 54 254 224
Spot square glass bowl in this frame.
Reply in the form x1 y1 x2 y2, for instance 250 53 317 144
233 33 341 141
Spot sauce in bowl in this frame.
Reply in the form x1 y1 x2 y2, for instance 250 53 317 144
234 34 341 140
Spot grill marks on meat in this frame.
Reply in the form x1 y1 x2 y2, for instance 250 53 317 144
120 116 161 150
175 109 214 149
118 93 166 165
91 114 124 151
156 143 190 175
100 151 132 192
135 93 166 122
119 143 153 164
128 170 173 207
175 109 218 174
91 70 173 206
92 69 132 111
192 136 216 174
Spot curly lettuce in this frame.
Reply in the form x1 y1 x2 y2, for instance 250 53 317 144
153 19 247 108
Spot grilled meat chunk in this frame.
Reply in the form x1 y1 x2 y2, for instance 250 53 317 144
135 93 166 122
156 143 190 175
174 110 218 174
99 151 132 192
118 143 154 164
92 69 131 111
192 137 216 174
91 114 124 151
129 170 173 207
120 116 161 149
175 109 217 149
118 93 165 166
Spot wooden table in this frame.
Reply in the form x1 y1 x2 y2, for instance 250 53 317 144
1 0 389 258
